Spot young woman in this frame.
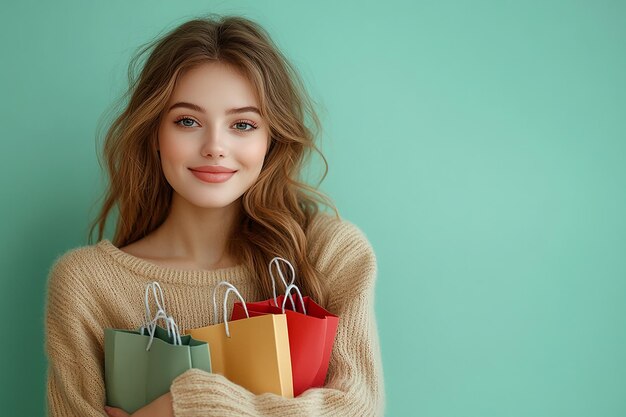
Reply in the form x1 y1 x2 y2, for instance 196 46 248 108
44 14 384 417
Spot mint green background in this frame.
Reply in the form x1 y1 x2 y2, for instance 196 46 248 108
1 1 625 416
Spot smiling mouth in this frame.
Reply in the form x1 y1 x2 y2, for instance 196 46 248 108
189 166 237 173
189 169 236 183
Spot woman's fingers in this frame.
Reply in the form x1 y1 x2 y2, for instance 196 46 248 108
104 405 130 417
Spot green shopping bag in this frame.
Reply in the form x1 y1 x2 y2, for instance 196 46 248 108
104 282 212 414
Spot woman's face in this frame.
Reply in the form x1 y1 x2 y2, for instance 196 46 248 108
157 61 270 210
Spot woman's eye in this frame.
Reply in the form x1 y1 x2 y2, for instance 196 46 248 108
174 117 258 132
174 117 199 128
233 121 257 132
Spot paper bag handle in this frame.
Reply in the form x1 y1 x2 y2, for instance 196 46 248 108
142 281 166 327
141 308 182 351
139 281 182 350
281 283 307 315
269 257 297 310
212 281 249 338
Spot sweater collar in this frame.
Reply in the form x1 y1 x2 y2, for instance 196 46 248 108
95 239 250 286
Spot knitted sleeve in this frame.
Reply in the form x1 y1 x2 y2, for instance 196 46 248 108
169 219 386 416
44 251 107 417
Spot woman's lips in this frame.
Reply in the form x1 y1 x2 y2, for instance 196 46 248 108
189 169 236 183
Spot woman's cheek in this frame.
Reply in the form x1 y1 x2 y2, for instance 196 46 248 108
160 130 196 161
240 133 270 167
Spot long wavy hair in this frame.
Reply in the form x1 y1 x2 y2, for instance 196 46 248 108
88 14 339 306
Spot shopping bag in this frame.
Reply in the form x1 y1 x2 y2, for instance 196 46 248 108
105 282 212 414
231 257 340 396
186 281 293 398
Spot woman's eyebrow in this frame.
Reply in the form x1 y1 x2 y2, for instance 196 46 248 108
167 102 260 115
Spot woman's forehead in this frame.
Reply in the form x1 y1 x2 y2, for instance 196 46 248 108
169 62 260 110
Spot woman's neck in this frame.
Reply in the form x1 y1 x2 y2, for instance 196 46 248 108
146 194 242 270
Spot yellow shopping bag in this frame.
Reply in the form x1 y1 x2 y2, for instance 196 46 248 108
185 281 293 398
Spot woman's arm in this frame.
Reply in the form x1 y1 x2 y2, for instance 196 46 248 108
45 253 107 416
169 223 385 416
104 392 173 417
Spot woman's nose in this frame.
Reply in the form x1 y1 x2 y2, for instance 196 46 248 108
200 126 227 158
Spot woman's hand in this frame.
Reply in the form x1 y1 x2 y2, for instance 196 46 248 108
104 391 173 417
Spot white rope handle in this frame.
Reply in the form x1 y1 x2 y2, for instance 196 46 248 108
281 283 307 315
143 281 167 328
212 281 249 338
141 308 182 350
139 281 182 350
269 257 296 310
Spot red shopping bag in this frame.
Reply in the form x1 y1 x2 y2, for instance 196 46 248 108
231 258 339 396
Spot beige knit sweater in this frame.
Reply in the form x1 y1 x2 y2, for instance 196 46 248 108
44 213 385 416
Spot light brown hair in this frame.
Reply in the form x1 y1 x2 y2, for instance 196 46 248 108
88 14 339 306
